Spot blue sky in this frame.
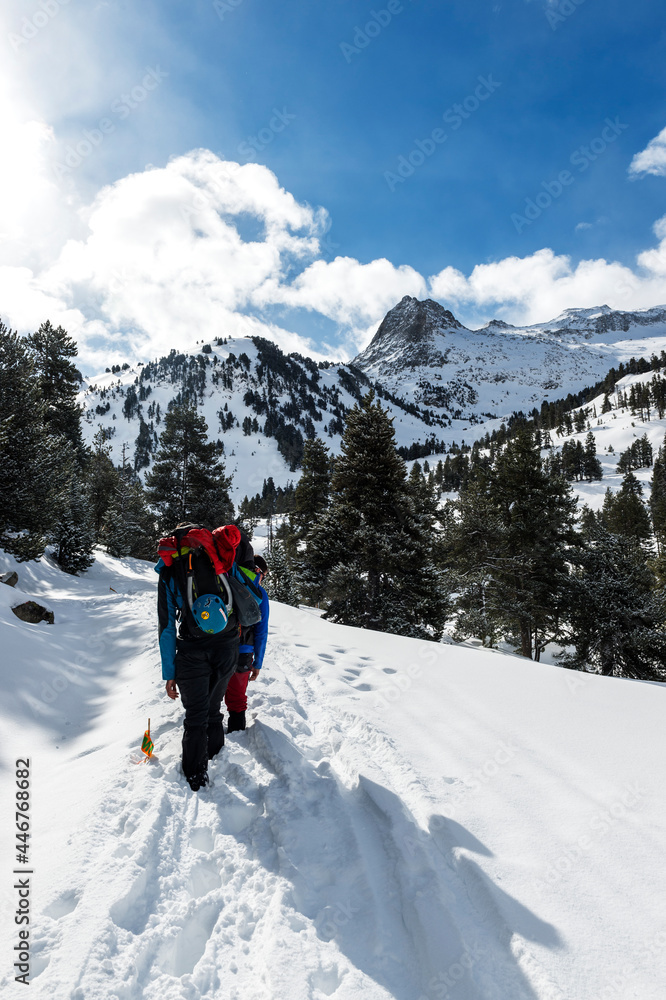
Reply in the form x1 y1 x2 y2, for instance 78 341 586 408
1 0 666 369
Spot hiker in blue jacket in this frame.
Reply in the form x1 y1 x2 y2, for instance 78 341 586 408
156 523 241 791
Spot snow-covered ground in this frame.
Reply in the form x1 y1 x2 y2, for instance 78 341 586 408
421 366 666 512
0 550 664 1000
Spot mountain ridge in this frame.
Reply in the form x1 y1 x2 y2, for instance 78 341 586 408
352 296 666 417
78 298 666 497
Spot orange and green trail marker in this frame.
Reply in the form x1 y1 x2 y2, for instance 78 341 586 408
141 719 154 758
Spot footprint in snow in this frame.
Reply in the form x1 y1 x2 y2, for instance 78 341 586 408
187 860 222 899
109 869 155 935
190 826 215 854
155 900 220 977
310 963 343 996
43 889 80 919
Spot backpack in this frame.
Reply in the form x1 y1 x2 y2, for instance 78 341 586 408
226 563 263 627
158 524 261 638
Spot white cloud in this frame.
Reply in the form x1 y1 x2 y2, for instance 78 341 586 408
0 140 338 370
428 225 666 326
575 222 593 231
1 76 666 373
253 255 426 342
629 125 666 178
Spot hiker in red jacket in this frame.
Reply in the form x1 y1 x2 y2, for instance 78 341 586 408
225 553 270 732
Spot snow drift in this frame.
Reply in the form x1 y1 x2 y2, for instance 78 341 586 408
0 549 664 999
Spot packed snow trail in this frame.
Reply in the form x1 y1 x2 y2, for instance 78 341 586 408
0 551 664 1000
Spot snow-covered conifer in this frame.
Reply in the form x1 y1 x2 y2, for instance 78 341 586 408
602 472 652 545
303 392 447 639
28 320 84 460
0 324 68 559
561 520 666 680
53 476 96 574
264 540 298 606
145 404 234 532
290 437 331 538
448 430 577 658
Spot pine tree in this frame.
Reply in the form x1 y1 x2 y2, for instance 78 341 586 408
407 460 440 521
0 324 67 559
561 520 666 680
290 437 331 537
53 477 96 574
145 403 234 533
264 540 299 606
450 431 577 659
649 433 666 556
27 320 84 460
602 472 652 544
441 480 505 648
134 419 153 471
302 393 448 639
104 467 155 560
583 431 603 481
86 429 121 541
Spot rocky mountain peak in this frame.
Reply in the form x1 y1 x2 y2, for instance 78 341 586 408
353 296 467 373
370 296 465 347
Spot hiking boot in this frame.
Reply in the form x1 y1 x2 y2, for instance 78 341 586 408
227 710 246 733
187 770 209 792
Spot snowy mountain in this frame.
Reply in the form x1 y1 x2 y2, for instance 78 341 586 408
78 299 666 500
79 335 445 502
0 547 664 999
353 296 666 420
539 363 666 511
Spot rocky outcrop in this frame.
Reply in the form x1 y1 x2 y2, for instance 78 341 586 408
12 601 55 625
0 571 19 587
357 296 467 372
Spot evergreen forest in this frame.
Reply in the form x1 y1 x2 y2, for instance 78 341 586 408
1 320 664 681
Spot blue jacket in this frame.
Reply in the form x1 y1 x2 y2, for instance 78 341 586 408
156 558 182 680
156 559 269 680
239 580 269 670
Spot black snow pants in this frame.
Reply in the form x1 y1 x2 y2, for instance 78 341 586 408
175 630 239 779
